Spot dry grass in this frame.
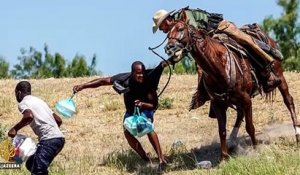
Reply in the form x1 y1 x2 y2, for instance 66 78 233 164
0 72 299 174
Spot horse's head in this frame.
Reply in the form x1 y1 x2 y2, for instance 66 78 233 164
164 21 192 63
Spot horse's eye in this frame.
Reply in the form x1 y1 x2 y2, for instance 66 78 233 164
178 27 185 32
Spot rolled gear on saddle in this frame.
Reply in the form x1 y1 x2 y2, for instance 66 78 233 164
239 23 284 60
175 7 223 32
217 20 281 92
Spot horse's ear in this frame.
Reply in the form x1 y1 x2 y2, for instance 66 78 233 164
179 10 187 22
179 10 190 25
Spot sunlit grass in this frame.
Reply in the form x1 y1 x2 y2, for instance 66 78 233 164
0 72 299 174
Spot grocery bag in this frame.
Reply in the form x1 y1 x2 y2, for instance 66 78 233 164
56 93 76 118
12 134 36 163
123 107 154 137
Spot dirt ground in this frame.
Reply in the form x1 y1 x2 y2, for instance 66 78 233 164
0 72 299 174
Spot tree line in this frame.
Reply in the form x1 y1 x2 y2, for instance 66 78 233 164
262 0 300 71
0 0 299 78
0 44 100 79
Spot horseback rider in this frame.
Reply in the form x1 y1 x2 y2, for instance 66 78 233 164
152 7 282 109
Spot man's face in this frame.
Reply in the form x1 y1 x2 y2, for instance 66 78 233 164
132 64 145 84
159 17 173 33
15 89 22 103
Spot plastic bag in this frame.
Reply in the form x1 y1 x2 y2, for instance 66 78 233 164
56 93 76 118
136 115 154 137
12 134 36 163
123 107 154 137
123 114 138 136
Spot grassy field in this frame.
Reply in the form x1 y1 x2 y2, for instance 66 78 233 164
0 72 300 175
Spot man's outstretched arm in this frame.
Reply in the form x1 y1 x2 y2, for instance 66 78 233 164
73 77 112 93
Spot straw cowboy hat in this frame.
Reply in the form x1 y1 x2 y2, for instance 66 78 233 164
152 9 175 33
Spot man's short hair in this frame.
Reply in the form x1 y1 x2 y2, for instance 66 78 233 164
131 61 145 73
16 81 31 94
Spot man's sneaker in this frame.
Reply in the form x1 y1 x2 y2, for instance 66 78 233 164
157 162 167 172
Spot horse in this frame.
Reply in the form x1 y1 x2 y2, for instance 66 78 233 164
164 20 299 160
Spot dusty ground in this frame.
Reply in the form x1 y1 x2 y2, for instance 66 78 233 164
0 72 299 174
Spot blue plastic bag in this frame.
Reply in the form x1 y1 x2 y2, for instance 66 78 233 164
55 93 76 118
123 107 154 137
136 115 154 137
123 114 138 136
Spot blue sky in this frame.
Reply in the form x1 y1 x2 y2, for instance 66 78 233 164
0 1 282 75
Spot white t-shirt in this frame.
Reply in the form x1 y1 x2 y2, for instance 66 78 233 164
18 95 64 141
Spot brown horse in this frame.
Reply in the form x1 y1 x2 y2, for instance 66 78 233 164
164 20 299 160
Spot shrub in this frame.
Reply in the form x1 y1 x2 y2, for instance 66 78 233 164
158 97 174 109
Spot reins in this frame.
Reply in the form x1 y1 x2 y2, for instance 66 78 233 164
148 37 172 97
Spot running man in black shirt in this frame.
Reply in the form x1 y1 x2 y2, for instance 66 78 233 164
73 60 169 169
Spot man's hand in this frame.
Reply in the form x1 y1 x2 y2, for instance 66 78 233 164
8 128 17 138
73 85 84 93
134 100 143 107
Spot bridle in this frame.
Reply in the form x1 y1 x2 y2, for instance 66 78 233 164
148 37 172 98
165 21 202 59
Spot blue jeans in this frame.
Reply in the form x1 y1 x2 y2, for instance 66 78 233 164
26 137 65 175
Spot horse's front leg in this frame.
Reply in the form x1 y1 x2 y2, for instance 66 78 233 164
277 72 300 142
212 100 229 160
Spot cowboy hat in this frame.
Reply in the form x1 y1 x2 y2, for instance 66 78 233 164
152 9 175 33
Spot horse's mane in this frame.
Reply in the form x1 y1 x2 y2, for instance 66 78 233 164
196 29 225 59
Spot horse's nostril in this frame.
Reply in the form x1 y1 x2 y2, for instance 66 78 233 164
165 44 174 51
166 50 171 55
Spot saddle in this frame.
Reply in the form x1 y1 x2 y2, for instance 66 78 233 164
189 25 276 111
240 23 283 60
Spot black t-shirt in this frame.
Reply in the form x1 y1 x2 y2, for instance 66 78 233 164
111 63 164 114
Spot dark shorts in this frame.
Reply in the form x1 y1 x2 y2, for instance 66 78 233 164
26 137 65 175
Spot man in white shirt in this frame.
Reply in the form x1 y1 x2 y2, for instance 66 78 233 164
8 81 65 175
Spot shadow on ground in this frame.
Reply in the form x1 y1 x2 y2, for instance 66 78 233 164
99 141 247 174
100 122 296 174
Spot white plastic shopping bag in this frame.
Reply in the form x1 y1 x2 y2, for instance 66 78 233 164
13 134 37 163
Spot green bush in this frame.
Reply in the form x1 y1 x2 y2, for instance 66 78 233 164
158 97 174 109
163 56 197 75
283 56 300 72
